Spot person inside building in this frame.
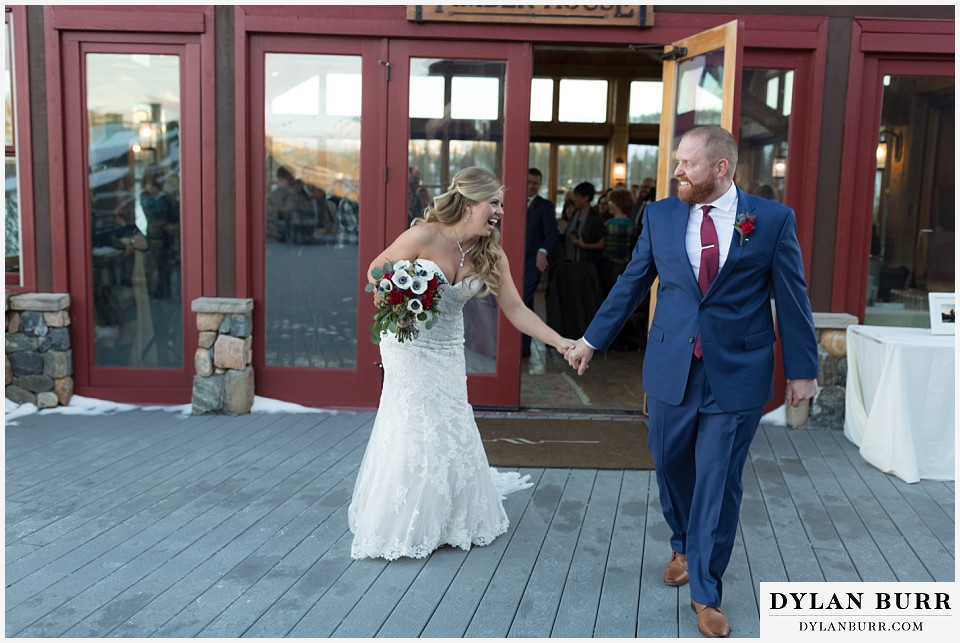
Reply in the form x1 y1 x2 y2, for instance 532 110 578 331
349 166 575 561
520 167 560 358
565 126 818 639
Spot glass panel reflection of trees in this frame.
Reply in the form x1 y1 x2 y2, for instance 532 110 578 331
87 54 182 368
264 53 361 369
738 68 794 204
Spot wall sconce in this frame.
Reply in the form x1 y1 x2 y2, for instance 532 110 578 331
613 157 627 182
876 129 902 170
771 157 787 178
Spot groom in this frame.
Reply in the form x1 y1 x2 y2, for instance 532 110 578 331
566 125 818 638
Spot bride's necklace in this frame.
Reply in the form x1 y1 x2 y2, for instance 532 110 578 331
453 226 478 268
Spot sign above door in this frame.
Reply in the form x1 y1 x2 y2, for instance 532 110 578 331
407 5 653 27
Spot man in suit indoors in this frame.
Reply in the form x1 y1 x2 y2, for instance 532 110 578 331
521 167 560 358
565 126 818 638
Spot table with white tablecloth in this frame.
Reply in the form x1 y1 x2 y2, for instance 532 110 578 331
844 325 955 483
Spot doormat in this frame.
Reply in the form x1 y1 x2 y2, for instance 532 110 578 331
477 418 653 470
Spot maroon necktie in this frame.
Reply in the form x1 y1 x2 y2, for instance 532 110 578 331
694 205 719 358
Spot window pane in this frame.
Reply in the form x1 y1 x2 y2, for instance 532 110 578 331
530 78 553 122
87 53 182 368
451 76 499 120
407 58 506 374
558 79 607 123
264 53 361 369
528 142 551 196
556 143 605 201
738 68 793 205
4 19 13 147
5 157 19 275
629 80 663 124
627 144 658 193
864 75 955 329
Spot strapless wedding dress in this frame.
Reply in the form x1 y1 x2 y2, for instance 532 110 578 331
348 259 531 560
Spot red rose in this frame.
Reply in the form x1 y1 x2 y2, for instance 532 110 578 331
739 220 754 235
421 293 434 308
428 277 439 289
388 289 403 305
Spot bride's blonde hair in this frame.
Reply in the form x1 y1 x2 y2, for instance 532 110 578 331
413 166 504 297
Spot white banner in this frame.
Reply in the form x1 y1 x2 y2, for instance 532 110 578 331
761 582 956 641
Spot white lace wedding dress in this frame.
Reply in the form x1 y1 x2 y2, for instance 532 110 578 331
348 259 532 560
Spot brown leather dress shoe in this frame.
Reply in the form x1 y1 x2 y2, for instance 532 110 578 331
663 552 689 586
691 600 730 638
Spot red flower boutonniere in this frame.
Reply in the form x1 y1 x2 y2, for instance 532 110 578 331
734 211 756 246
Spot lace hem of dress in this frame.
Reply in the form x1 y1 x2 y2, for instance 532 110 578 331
351 520 509 561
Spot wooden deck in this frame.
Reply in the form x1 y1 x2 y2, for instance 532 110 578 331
4 408 955 638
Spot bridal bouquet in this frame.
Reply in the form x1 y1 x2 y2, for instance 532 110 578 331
366 259 444 344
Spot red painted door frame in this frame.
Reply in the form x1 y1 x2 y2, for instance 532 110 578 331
247 35 389 409
385 39 533 409
62 34 203 402
833 19 955 318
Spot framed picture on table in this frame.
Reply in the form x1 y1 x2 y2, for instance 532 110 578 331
928 292 955 335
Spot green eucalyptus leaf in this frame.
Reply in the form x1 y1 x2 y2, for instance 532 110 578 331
371 267 385 280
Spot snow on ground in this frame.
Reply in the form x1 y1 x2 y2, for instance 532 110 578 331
760 404 787 427
5 394 334 424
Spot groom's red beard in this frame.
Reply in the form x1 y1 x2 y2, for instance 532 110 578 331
678 175 717 204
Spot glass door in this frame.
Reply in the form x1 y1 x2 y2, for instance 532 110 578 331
250 36 386 408
386 40 532 408
63 35 202 401
647 21 743 410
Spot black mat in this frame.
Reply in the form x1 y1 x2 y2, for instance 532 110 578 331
477 418 653 470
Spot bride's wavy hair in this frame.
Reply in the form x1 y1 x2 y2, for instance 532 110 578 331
413 166 504 297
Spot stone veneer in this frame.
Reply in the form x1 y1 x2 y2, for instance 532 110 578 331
5 293 74 409
191 297 254 415
786 312 859 430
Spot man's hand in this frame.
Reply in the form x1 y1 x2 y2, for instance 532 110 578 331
536 251 548 272
785 378 817 407
565 338 595 376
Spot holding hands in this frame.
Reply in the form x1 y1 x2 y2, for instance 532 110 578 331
565 338 595 376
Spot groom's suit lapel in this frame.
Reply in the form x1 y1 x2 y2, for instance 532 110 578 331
672 200 702 294
706 186 751 297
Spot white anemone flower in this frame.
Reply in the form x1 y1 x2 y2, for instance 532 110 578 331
414 262 436 281
393 259 412 273
378 278 393 292
391 269 412 290
407 298 424 314
410 277 428 295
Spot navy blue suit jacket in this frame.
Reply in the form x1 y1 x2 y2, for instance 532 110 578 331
525 196 559 269
583 186 818 412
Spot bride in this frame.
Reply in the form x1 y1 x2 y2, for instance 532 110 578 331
348 166 575 560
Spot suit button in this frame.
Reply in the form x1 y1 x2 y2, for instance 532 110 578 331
688 337 695 343
699 304 706 310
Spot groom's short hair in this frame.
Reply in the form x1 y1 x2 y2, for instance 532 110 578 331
685 125 738 174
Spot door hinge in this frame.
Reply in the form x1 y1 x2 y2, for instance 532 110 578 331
661 46 688 61
379 59 391 81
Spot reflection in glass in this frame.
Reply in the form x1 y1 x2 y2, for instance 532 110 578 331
667 50 725 197
87 53 182 368
408 57 506 374
5 158 19 274
5 18 19 277
737 68 794 204
864 75 955 329
264 53 361 369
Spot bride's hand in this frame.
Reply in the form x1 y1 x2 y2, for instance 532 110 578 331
554 338 576 356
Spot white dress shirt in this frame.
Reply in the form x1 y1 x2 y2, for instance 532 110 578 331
685 182 738 280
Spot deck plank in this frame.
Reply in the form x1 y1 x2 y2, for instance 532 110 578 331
4 410 954 639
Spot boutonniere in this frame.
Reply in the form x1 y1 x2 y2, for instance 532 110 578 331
734 211 756 246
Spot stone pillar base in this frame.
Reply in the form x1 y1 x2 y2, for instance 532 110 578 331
191 297 254 415
6 293 73 408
